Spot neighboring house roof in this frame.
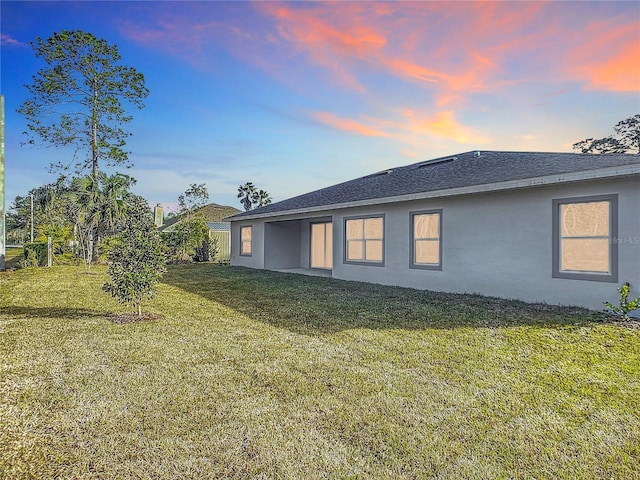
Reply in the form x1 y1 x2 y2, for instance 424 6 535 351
161 221 230 233
227 150 640 221
205 222 231 231
159 203 240 232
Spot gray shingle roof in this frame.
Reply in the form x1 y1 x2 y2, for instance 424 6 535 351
228 151 640 220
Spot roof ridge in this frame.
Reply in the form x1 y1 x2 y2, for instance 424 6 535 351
227 151 640 220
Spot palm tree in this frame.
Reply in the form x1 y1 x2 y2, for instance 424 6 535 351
93 173 136 237
237 182 256 211
69 173 135 267
68 175 98 268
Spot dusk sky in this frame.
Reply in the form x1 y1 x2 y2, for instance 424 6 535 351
2 1 639 211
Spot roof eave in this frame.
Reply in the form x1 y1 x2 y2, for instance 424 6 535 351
227 164 640 222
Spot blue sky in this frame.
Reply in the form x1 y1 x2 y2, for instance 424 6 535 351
2 1 639 211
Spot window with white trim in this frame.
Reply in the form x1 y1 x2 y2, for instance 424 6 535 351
344 216 384 264
240 226 252 256
411 210 442 270
552 195 617 282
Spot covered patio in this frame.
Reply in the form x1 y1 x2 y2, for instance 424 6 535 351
263 217 333 274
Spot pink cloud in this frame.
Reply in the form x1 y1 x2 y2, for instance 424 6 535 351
252 1 552 106
120 2 639 98
255 1 639 99
257 3 389 92
118 1 638 142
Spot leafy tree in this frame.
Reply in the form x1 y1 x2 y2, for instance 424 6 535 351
25 173 135 267
90 172 135 240
163 184 210 262
32 178 74 228
103 195 166 317
178 183 209 214
573 115 640 154
6 178 72 244
36 224 73 256
5 195 30 244
7 174 134 266
237 182 272 211
18 30 149 179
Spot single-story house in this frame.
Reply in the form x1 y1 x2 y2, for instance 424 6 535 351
226 151 640 314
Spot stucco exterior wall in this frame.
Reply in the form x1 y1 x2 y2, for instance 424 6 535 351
231 214 332 270
232 177 640 313
264 220 302 269
299 216 332 269
230 221 265 269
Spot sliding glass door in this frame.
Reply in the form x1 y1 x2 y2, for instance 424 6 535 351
310 222 333 269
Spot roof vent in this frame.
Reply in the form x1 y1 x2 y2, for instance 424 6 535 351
416 157 456 168
364 169 394 179
474 150 481 157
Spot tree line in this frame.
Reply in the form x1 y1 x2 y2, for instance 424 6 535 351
572 115 639 154
10 29 273 316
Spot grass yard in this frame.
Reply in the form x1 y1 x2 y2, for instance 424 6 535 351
0 264 638 479
2 247 23 270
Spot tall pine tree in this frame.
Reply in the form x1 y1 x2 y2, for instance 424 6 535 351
18 30 149 178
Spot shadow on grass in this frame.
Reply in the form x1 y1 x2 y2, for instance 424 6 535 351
0 306 107 321
161 265 603 334
3 248 24 270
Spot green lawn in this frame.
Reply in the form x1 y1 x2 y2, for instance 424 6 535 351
2 247 23 270
1 265 638 479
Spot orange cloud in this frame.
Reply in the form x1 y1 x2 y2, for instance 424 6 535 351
402 111 491 145
254 1 554 107
268 3 387 56
567 21 640 92
310 111 388 137
383 59 447 84
310 109 490 146
418 112 477 143
587 42 640 92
